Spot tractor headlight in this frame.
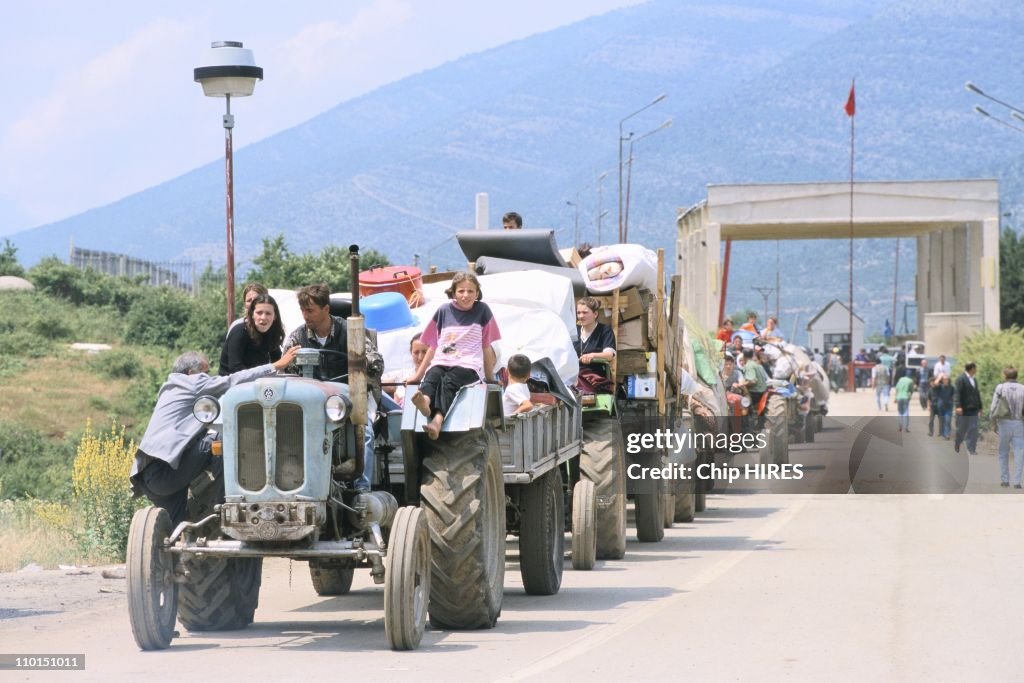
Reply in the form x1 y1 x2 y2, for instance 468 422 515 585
740 396 751 408
193 396 220 424
325 395 350 422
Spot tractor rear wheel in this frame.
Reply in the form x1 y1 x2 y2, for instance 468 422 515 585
580 416 627 559
309 562 355 596
420 427 505 629
177 556 262 632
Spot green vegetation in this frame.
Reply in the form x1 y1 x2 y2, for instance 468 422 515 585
247 233 390 292
957 328 1024 422
0 239 24 277
0 237 388 569
1000 228 1024 329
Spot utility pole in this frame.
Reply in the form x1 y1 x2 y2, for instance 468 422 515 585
752 286 776 326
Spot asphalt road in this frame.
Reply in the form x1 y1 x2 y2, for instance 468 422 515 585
2 391 1022 681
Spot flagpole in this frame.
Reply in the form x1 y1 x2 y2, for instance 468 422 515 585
847 79 856 393
892 237 900 338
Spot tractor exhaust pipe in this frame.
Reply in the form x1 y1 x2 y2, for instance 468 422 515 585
348 245 367 483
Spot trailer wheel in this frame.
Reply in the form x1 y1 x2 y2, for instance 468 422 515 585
177 556 262 632
662 480 675 529
634 490 664 542
421 427 505 629
127 507 178 651
581 416 627 559
673 476 695 523
385 506 430 650
695 472 707 513
766 394 789 466
519 468 564 595
571 479 596 570
309 562 355 596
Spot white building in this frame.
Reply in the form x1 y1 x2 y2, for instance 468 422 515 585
805 299 865 359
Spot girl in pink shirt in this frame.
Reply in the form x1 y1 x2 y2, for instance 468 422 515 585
410 272 501 439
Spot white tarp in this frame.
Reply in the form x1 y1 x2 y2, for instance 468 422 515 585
272 272 582 387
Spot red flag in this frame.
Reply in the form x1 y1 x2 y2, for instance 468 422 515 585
844 81 856 117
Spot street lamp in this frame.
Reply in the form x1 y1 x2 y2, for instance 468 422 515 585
618 94 666 242
194 41 263 328
623 118 673 241
966 81 1024 135
426 233 457 273
973 105 1024 134
566 198 580 248
596 170 610 245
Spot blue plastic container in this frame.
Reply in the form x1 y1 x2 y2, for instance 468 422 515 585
362 291 415 332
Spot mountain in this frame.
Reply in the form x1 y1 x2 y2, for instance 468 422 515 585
11 0 1024 336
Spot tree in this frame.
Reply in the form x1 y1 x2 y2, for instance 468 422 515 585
1000 227 1024 329
246 234 390 293
0 239 25 277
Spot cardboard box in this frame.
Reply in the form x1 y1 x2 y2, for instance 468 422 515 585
559 247 584 267
596 287 649 324
616 317 650 351
626 373 658 400
616 350 649 375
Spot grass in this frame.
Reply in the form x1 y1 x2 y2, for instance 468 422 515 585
0 499 105 571
0 351 158 438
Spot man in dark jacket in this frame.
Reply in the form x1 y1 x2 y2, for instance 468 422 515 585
954 362 983 455
129 348 297 525
283 284 384 491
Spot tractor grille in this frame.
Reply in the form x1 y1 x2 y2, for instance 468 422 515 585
274 403 305 490
237 404 267 491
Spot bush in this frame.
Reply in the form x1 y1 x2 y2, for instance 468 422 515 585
957 327 1024 422
70 421 142 560
89 349 143 379
29 258 140 314
124 287 192 349
0 422 75 500
0 289 125 348
120 365 166 439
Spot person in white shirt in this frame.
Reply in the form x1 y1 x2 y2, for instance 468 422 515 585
932 354 951 378
503 353 534 417
382 333 428 407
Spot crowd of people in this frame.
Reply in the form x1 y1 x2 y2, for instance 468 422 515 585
130 268 621 519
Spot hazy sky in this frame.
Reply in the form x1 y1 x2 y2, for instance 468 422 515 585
0 0 642 236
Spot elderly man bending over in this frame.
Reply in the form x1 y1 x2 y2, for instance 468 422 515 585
129 348 298 525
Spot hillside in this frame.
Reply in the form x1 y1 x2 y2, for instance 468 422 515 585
11 0 1024 334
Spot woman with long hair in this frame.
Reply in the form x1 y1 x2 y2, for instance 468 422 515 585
218 293 285 375
575 296 616 394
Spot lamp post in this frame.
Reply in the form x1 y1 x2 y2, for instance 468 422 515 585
596 170 609 245
426 233 457 273
623 118 673 241
566 197 580 248
966 82 1024 134
619 94 666 242
194 41 263 329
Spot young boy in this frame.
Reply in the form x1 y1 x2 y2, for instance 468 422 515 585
503 353 534 417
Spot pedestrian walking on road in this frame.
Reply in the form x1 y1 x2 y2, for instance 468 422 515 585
872 361 891 411
895 373 915 432
929 374 954 438
917 359 931 410
990 367 1024 488
954 362 983 456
